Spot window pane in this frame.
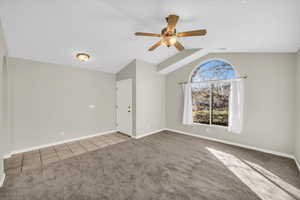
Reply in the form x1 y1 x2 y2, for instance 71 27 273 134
191 60 236 82
212 83 230 126
192 84 210 124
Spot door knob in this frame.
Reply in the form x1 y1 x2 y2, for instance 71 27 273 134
128 105 131 112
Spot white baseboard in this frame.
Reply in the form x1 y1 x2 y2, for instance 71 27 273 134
4 130 116 158
0 172 5 187
134 129 166 139
165 128 294 159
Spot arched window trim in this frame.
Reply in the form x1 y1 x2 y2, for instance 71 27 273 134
189 58 238 127
188 58 239 83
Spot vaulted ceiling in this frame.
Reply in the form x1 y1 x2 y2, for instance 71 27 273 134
0 0 299 73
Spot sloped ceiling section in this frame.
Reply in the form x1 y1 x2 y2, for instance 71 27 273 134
0 0 299 73
157 49 210 74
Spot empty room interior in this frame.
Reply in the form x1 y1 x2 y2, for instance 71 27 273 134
0 0 300 199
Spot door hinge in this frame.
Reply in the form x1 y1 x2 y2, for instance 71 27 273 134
116 123 118 127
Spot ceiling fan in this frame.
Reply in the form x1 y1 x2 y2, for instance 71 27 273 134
135 14 207 52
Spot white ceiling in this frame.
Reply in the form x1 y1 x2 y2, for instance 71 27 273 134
0 0 299 73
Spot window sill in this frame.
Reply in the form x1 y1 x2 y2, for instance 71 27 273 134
190 123 228 129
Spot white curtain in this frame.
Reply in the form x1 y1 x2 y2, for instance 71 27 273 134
182 83 193 125
228 80 244 134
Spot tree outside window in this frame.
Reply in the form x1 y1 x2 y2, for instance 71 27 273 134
191 60 236 126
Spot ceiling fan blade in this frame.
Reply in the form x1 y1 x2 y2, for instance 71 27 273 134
166 15 179 32
174 41 184 51
135 32 161 37
148 40 162 51
177 29 207 37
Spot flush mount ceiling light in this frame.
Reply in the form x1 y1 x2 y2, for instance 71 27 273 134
76 53 90 62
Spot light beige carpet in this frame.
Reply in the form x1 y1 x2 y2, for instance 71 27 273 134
0 131 299 200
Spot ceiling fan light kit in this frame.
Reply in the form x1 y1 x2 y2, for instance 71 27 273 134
134 14 207 52
162 35 177 47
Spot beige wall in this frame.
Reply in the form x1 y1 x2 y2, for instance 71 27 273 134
0 19 8 180
295 50 300 163
166 53 296 155
136 59 165 136
7 57 116 150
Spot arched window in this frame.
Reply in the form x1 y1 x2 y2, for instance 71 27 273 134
190 59 236 126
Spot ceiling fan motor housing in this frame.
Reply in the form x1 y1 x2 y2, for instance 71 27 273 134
161 27 176 36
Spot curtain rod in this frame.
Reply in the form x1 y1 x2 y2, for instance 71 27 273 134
178 75 248 85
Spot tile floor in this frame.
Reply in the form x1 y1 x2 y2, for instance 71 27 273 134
4 132 130 175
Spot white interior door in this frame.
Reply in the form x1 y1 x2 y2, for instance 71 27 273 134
116 79 132 136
